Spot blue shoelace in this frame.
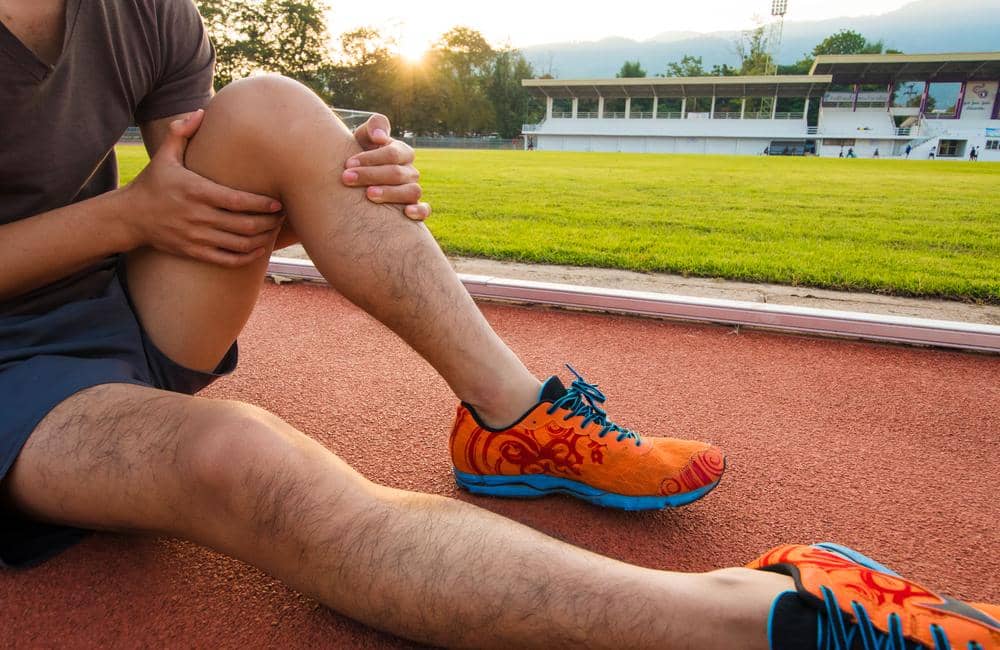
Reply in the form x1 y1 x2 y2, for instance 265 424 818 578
546 365 642 446
817 585 985 650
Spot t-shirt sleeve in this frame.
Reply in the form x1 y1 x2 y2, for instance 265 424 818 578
134 0 215 123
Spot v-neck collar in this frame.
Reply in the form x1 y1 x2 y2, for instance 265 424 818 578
0 0 82 81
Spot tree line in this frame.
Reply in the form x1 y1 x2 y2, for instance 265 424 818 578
195 0 541 138
194 2 898 136
618 28 899 78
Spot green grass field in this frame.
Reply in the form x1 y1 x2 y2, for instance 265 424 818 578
116 146 1000 303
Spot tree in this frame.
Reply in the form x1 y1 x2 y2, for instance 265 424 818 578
430 27 497 134
710 63 739 77
811 30 884 56
196 0 333 98
326 27 398 111
616 60 647 78
661 55 737 77
487 48 537 139
735 23 775 75
788 30 887 75
663 55 706 77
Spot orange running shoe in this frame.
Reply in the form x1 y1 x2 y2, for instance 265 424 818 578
749 542 1000 650
450 365 724 510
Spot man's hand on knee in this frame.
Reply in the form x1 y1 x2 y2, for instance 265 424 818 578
343 114 432 222
124 110 286 268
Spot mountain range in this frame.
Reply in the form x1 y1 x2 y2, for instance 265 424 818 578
521 0 1000 79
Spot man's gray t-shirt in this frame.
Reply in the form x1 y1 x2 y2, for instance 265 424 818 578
0 0 214 311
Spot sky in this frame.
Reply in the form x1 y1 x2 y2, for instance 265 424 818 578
325 0 915 59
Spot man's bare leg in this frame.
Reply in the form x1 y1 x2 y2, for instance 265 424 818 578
1 75 797 648
127 75 540 427
4 384 790 648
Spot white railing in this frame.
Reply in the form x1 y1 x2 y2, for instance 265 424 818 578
894 127 913 136
551 111 573 119
655 112 684 119
578 111 600 119
603 111 627 119
629 111 655 119
807 126 819 135
713 112 743 119
743 111 803 119
522 123 541 132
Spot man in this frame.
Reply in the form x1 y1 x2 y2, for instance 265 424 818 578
1 2 997 648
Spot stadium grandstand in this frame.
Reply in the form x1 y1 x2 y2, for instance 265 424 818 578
521 52 1000 160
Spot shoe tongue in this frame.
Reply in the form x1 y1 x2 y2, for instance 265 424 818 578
767 590 822 650
538 375 567 403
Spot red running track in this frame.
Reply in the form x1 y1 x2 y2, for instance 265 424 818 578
2 281 998 648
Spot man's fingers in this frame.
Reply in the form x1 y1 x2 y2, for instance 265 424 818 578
403 202 432 221
345 140 414 168
157 110 205 163
169 109 206 140
353 113 392 151
364 183 423 206
191 245 266 268
342 163 419 188
207 210 284 236
196 178 282 214
203 228 279 255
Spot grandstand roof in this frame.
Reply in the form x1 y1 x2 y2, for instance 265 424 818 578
810 52 1000 84
522 75 833 99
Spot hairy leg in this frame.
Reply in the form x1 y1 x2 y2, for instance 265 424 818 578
3 387 787 648
128 75 539 426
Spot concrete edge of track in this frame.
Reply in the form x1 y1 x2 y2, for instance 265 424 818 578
267 257 1000 354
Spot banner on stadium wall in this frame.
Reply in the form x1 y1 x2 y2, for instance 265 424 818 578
987 128 1000 137
963 81 998 118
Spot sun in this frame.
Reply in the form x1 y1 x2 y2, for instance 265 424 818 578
396 36 429 63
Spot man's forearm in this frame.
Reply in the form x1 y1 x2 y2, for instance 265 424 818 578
0 189 135 301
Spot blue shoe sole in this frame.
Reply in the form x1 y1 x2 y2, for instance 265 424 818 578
815 542 902 577
453 469 721 511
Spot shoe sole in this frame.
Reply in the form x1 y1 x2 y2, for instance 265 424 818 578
453 468 721 511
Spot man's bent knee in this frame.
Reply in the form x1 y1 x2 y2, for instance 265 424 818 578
204 77 354 168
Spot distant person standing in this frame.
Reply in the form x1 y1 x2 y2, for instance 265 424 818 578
970 146 978 161
839 148 844 158
873 148 880 158
905 144 912 158
929 146 936 159
847 147 856 158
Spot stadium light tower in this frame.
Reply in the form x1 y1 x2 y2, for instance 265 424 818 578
767 0 788 75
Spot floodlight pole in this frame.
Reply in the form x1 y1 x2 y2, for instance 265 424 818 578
760 0 788 121
768 0 788 77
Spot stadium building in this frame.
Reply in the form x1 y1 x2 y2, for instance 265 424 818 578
521 52 1000 160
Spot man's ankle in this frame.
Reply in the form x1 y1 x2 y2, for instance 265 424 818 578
694 568 794 650
465 375 543 429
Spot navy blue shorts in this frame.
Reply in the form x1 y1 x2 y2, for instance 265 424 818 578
0 258 237 568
